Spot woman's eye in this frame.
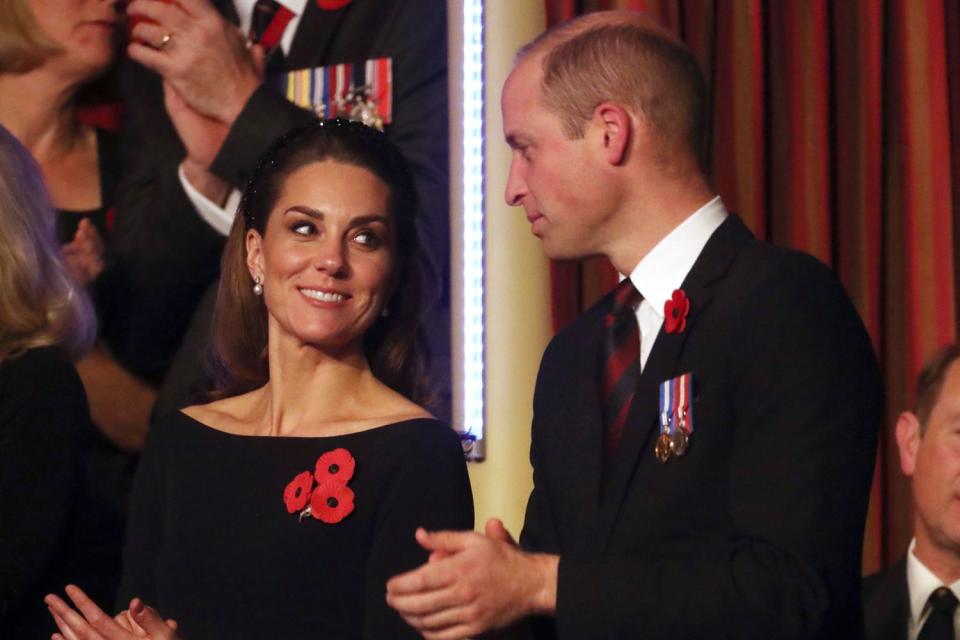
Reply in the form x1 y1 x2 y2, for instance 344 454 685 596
291 221 316 236
354 230 382 249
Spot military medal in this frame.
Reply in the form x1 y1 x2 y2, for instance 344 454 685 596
671 373 694 456
270 57 393 130
657 373 695 462
657 377 675 463
655 432 672 463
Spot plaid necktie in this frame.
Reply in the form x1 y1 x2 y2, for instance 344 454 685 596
601 278 643 460
249 0 292 50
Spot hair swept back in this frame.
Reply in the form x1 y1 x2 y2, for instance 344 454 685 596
208 119 429 403
0 125 95 361
518 11 708 169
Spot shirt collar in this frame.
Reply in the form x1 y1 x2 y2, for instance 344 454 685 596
234 0 308 35
907 538 960 625
628 196 728 315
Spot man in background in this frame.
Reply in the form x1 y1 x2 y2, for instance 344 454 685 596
864 344 960 640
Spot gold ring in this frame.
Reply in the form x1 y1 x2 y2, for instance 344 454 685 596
159 33 172 50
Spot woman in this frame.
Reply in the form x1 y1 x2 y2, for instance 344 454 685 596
0 0 157 450
0 126 102 637
49 120 474 639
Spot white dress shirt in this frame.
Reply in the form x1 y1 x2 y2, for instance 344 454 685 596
627 196 728 371
906 538 960 640
178 0 308 236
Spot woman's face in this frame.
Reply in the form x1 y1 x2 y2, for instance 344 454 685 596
27 0 118 79
246 160 396 354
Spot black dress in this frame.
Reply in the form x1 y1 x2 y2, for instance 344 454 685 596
117 413 474 638
0 347 120 638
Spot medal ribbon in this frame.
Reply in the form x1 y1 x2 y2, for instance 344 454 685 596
659 377 674 437
676 373 693 435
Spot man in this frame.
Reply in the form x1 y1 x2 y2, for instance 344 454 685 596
386 11 882 639
102 0 449 414
864 345 960 640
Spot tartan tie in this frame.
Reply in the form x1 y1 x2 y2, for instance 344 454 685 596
601 278 643 459
249 0 292 50
917 587 958 640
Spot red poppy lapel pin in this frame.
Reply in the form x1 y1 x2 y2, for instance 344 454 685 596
283 447 356 524
664 289 690 334
316 0 352 9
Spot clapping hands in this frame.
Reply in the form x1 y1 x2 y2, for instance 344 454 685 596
45 585 179 640
62 219 105 287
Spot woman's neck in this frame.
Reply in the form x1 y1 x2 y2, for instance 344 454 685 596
0 66 84 162
254 335 383 436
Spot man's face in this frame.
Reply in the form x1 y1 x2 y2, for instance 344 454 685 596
901 360 960 555
500 56 615 260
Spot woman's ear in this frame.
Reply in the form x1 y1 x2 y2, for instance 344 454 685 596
246 229 264 280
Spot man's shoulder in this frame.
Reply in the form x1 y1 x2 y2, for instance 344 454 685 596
862 556 909 640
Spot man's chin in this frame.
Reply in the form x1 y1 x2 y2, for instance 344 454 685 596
540 239 596 262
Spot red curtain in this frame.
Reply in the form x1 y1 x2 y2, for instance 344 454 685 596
543 0 960 574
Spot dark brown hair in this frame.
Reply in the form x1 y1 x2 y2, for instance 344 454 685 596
209 119 427 402
915 344 960 430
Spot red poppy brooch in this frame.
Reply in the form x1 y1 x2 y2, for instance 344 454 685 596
316 0 352 9
664 289 690 334
283 448 356 524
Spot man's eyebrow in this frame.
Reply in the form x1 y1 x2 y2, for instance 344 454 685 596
505 134 526 149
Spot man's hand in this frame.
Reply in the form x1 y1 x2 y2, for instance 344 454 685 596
62 219 105 286
164 80 231 170
386 519 559 640
128 0 262 125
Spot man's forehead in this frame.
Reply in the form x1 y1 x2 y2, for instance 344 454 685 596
502 56 544 122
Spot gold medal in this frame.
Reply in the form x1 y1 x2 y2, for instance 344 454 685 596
670 428 689 457
655 432 672 463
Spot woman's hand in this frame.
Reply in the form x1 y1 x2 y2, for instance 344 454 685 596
45 585 179 640
62 219 105 286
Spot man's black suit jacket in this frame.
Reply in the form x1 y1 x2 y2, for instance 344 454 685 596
520 215 883 639
105 0 448 385
862 557 909 640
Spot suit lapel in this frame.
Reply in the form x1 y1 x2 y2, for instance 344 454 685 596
557 307 607 549
287 1 349 68
595 215 754 550
865 557 909 640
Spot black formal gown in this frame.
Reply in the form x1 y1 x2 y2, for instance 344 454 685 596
0 347 121 638
117 413 473 638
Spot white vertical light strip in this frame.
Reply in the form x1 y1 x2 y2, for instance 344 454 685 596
462 0 485 456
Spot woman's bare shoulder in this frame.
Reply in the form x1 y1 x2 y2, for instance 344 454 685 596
181 391 262 435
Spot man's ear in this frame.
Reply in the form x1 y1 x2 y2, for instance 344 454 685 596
895 411 922 477
246 229 264 280
593 102 632 166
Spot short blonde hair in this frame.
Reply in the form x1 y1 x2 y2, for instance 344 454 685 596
521 11 707 167
0 125 95 361
0 0 62 73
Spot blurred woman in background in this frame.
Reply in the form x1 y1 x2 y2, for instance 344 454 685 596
0 0 157 449
0 125 106 638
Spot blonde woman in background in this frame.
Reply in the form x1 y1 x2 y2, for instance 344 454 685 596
0 0 158 450
0 125 107 637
